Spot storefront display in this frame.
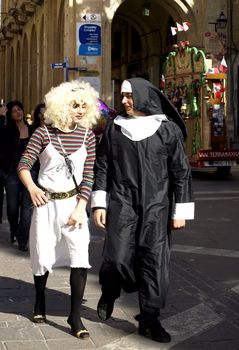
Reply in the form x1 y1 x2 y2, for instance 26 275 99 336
163 43 239 174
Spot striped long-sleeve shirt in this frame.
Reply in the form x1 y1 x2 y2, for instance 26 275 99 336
17 125 96 202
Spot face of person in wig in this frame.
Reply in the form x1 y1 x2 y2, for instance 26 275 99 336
122 92 145 117
71 100 87 125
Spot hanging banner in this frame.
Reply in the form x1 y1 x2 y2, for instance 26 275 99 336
77 14 101 56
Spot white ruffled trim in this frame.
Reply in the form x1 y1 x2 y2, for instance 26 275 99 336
91 190 108 208
114 114 167 141
172 202 195 220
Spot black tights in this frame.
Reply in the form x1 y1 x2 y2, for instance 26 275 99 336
33 267 87 326
69 267 87 327
34 271 49 316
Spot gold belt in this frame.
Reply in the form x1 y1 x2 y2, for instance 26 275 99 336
37 184 79 200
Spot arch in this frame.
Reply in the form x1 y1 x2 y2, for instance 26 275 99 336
105 0 195 22
0 49 6 101
39 15 44 101
57 0 65 62
53 0 65 86
22 34 29 112
110 0 198 109
16 41 21 101
30 25 37 112
9 47 14 101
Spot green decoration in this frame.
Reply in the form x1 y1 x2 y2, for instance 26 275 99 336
192 117 201 155
191 97 199 116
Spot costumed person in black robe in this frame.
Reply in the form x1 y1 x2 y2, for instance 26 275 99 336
91 77 194 343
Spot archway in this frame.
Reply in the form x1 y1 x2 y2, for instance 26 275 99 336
30 25 37 113
111 0 195 110
9 47 14 101
52 0 65 86
39 15 44 101
16 41 21 101
22 34 28 111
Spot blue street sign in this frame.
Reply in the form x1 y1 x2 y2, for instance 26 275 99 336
79 44 101 56
79 24 101 44
77 23 101 56
51 62 66 69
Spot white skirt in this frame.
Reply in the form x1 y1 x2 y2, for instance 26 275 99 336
30 195 91 275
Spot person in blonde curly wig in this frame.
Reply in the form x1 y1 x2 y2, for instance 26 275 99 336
44 80 100 130
18 80 100 340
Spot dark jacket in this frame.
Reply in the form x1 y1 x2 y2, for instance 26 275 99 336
0 122 35 176
93 77 192 308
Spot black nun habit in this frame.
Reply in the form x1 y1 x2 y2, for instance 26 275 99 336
92 77 194 317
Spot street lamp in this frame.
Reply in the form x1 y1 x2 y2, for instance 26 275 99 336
216 11 227 30
209 11 227 32
142 2 151 16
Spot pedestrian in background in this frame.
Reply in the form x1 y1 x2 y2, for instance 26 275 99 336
0 176 4 224
18 80 100 339
0 102 7 224
92 77 194 343
0 101 35 249
33 103 46 128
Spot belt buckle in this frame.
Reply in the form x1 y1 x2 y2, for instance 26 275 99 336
58 192 69 199
64 192 70 199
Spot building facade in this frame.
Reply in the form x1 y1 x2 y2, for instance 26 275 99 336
0 0 239 145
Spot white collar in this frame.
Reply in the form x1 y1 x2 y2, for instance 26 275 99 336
114 114 167 141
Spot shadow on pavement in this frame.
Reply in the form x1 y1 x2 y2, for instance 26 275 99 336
0 275 137 336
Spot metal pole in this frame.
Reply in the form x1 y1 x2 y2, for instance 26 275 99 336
65 57 69 81
111 80 115 108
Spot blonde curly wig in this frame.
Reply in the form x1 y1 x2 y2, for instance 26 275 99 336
44 80 100 129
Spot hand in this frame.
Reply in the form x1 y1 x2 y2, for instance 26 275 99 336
67 198 87 228
93 209 106 229
170 219 186 230
28 184 49 207
0 105 7 116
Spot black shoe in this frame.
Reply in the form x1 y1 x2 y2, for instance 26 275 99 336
10 233 16 243
97 295 115 321
138 319 171 343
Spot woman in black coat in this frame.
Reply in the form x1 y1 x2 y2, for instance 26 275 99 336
0 101 35 250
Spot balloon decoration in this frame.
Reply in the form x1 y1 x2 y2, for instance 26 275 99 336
93 99 117 136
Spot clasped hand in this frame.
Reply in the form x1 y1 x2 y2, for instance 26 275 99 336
29 185 86 228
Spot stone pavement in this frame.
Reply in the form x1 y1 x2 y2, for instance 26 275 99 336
0 204 239 349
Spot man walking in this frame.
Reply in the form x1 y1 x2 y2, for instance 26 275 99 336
92 77 194 343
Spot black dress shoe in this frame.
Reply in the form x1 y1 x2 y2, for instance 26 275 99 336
97 295 115 321
10 233 16 244
138 319 171 343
